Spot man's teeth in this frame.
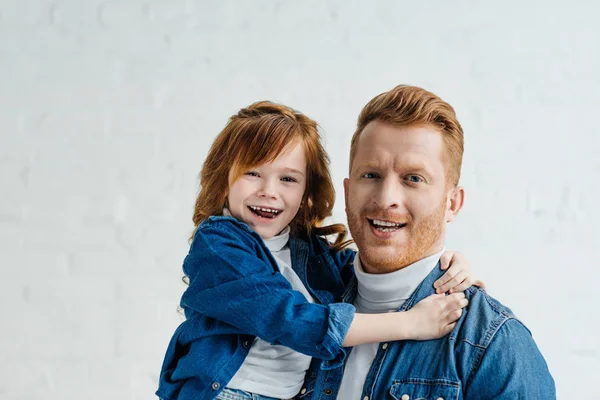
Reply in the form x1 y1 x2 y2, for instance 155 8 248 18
370 219 404 232
372 219 401 227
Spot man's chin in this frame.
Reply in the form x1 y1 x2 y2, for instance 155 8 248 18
362 232 408 248
359 247 410 274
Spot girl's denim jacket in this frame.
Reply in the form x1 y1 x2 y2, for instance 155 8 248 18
156 216 357 400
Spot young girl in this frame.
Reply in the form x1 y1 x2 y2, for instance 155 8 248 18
157 101 479 400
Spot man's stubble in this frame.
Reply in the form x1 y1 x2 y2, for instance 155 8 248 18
346 198 447 274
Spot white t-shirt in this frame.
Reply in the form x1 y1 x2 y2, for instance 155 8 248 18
337 249 445 399
227 225 317 399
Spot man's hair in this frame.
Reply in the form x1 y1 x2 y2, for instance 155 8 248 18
350 85 464 186
192 101 349 249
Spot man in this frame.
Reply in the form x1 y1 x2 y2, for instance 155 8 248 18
300 85 555 399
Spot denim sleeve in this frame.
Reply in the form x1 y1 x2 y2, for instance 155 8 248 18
465 318 556 399
180 224 356 361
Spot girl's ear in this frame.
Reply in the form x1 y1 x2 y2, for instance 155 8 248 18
300 191 308 208
223 193 229 209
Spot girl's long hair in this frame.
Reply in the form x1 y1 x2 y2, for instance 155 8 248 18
191 101 350 250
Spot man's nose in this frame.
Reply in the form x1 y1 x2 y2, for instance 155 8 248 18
374 177 401 209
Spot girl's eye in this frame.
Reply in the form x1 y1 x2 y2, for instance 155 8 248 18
361 172 380 179
406 175 423 183
281 176 298 183
245 171 260 177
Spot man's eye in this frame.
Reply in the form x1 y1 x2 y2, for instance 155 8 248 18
281 176 298 183
361 172 380 179
406 175 423 183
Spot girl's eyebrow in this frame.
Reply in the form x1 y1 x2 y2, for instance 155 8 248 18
283 168 305 176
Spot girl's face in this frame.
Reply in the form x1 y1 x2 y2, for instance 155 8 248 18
227 142 307 240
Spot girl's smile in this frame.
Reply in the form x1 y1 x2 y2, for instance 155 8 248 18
227 141 307 240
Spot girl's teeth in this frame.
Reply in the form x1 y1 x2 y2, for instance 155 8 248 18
250 206 280 214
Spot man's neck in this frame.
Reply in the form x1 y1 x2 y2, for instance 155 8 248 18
354 247 446 312
360 244 445 274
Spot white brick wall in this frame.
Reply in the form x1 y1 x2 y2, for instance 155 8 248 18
1 0 597 398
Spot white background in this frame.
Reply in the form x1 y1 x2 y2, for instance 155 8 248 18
1 1 598 399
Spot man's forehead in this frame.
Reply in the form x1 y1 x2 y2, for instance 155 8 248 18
360 121 441 145
354 123 444 164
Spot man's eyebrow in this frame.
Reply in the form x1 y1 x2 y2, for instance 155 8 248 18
354 160 382 170
353 160 433 176
350 160 379 175
404 164 430 173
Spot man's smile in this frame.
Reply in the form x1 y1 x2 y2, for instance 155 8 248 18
368 218 407 234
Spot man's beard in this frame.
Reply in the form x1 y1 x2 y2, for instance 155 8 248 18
346 199 447 274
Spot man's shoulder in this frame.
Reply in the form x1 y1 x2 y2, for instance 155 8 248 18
453 287 530 349
453 288 555 396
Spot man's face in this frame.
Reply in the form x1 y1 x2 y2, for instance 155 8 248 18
344 121 463 274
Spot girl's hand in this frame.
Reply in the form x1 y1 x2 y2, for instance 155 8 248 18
404 293 468 340
434 251 486 294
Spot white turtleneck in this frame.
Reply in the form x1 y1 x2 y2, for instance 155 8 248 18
337 248 445 399
225 209 316 398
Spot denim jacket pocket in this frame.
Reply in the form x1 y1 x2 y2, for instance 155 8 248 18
389 378 460 400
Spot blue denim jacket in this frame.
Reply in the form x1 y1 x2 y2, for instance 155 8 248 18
156 216 357 400
301 263 556 399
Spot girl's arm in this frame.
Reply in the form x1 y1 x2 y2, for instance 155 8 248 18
434 250 486 294
182 222 355 360
343 292 468 346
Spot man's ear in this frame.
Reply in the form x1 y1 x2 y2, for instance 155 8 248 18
343 178 350 209
445 186 465 223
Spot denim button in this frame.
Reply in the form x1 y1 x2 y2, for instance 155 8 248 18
300 388 307 394
243 340 250 348
436 398 444 400
382 342 389 350
324 388 333 395
211 382 220 390
401 395 409 400
363 396 369 400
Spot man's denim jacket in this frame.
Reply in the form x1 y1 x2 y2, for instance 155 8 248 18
300 263 556 399
156 216 357 400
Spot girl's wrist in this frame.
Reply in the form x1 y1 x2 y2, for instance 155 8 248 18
392 311 413 341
